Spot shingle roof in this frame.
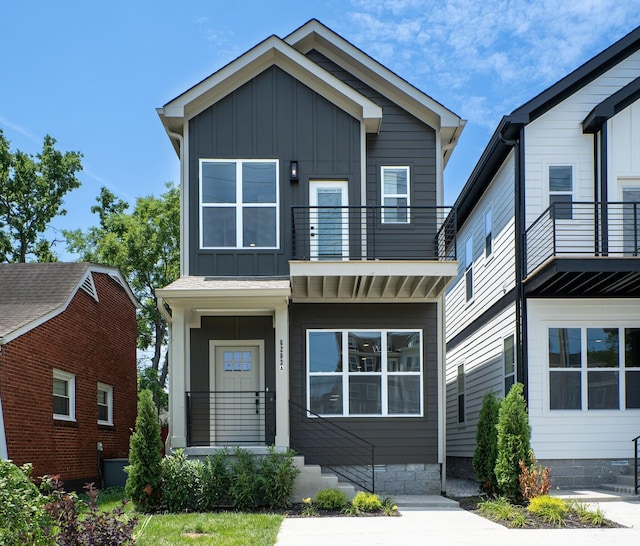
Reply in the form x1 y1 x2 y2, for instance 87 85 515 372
0 262 134 341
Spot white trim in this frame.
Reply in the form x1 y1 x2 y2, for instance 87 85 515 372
97 382 114 426
80 272 99 301
199 159 280 250
381 166 410 224
546 163 576 215
309 180 349 260
53 369 76 422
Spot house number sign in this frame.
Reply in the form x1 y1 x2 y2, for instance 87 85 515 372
279 339 285 371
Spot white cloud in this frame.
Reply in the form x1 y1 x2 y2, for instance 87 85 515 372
0 116 40 144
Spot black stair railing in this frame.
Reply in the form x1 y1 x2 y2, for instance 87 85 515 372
634 434 640 495
289 400 375 492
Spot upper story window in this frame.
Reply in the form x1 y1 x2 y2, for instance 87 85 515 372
53 369 75 421
465 236 473 302
97 382 114 425
549 166 573 220
200 159 279 249
381 166 410 223
485 208 492 257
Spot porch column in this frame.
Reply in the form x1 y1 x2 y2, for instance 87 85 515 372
274 304 290 448
169 308 187 449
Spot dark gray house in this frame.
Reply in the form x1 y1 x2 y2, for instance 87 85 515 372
156 19 464 495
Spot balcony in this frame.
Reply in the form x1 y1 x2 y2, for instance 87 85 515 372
289 206 457 301
525 202 640 297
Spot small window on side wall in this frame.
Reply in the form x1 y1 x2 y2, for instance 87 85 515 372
97 383 114 425
381 166 410 223
485 209 492 257
503 335 515 395
549 166 573 220
53 369 75 421
457 364 465 424
465 236 473 302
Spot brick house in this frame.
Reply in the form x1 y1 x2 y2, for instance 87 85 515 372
0 262 138 489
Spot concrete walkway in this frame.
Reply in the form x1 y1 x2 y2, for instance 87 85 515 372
275 494 640 546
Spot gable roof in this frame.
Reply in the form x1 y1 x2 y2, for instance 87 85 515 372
454 25 640 228
0 262 138 344
582 76 640 133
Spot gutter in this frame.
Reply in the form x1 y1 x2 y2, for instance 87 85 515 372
157 297 172 327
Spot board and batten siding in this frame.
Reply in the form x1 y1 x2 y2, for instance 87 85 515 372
187 65 361 277
446 305 516 457
527 299 640 459
445 152 516 341
524 50 640 228
289 303 439 465
609 100 640 199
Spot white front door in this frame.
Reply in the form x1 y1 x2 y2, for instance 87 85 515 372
309 181 349 260
210 342 263 445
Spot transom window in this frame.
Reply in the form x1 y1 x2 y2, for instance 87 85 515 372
97 383 114 425
548 327 640 410
200 159 279 249
381 166 410 223
307 329 423 417
549 166 573 220
53 369 75 421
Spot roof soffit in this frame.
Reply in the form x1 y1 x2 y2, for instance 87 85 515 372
159 35 382 134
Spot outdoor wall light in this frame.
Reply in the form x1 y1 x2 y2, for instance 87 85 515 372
290 161 299 182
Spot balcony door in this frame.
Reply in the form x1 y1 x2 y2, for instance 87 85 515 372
210 341 264 445
309 181 349 260
622 186 640 256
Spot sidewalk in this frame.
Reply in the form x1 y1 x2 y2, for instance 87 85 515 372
275 494 640 546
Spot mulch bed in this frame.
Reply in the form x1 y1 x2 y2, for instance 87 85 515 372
449 496 623 529
284 504 399 518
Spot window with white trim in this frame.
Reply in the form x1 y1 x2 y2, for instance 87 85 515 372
200 159 279 249
457 363 465 424
503 335 515 395
97 383 114 425
485 208 492 257
307 329 422 417
548 327 640 410
381 166 410 223
548 166 573 220
465 236 473 302
53 369 75 421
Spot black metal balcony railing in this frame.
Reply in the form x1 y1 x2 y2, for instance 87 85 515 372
291 206 456 261
525 201 640 275
186 391 275 447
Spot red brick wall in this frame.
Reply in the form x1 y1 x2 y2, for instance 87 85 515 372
0 272 137 487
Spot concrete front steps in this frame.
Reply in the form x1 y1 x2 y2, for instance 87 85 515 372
292 456 357 501
599 473 639 496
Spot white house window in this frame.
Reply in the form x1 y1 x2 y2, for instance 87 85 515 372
485 208 492 257
200 159 279 249
549 326 640 410
549 166 573 220
381 166 410 223
465 236 473 302
504 335 516 395
307 329 422 417
53 369 75 421
457 363 465 424
97 383 114 425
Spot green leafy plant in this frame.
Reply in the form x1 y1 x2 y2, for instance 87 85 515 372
526 495 568 525
518 451 551 500
200 450 232 510
161 449 203 512
258 447 300 509
313 488 349 510
478 497 526 528
472 391 501 494
0 461 53 545
381 495 398 516
229 448 260 511
570 501 606 526
351 491 383 513
495 383 531 502
125 389 163 512
301 497 317 517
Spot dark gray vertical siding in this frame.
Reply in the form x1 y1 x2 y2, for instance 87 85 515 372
289 303 439 465
189 316 276 445
188 66 361 276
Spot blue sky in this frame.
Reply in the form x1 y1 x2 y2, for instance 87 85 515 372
2 0 640 259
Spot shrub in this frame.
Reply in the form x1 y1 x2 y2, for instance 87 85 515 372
0 461 52 545
351 491 382 513
200 450 232 510
570 501 606 526
161 449 203 512
314 488 348 510
472 391 501 494
258 447 300 509
478 497 526 528
518 452 551 500
526 495 568 525
494 383 531 502
125 389 163 512
229 448 260 511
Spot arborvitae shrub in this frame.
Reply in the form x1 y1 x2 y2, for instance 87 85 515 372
125 389 163 512
494 383 531 502
472 391 501 494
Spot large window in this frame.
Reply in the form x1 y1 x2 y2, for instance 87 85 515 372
97 383 114 425
457 363 465 424
307 329 422 417
548 327 640 410
548 165 573 220
200 159 278 249
53 369 75 421
503 335 515 395
381 166 410 223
